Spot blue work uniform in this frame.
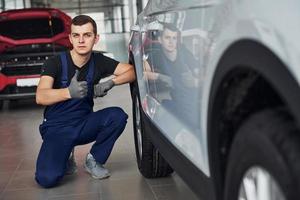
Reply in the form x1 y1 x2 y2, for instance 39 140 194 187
35 52 128 188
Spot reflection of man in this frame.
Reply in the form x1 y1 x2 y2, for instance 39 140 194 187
159 23 178 62
145 23 199 128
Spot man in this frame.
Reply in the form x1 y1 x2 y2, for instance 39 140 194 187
35 15 135 188
144 23 199 128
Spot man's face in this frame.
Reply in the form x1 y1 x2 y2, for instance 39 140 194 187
69 22 99 55
159 28 178 53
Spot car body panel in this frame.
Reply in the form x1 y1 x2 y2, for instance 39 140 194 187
129 1 300 197
201 1 300 149
131 3 210 175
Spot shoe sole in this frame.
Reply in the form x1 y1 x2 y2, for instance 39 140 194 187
84 163 111 179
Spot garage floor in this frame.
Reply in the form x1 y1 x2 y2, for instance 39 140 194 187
0 84 198 200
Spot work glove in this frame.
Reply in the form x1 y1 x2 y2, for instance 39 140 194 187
68 70 88 98
94 79 115 97
181 71 198 88
158 73 173 87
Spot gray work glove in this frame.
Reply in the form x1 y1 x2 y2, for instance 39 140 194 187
68 70 88 98
158 73 173 87
94 79 115 97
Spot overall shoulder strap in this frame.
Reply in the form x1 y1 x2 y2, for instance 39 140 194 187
59 52 68 88
86 53 95 97
86 53 95 83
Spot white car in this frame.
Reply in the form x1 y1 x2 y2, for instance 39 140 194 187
128 1 300 200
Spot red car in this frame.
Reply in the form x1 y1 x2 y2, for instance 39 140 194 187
0 8 72 108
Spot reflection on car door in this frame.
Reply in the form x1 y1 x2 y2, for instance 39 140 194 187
140 3 210 174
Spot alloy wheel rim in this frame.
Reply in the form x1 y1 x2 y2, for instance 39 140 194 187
238 166 286 200
135 96 143 159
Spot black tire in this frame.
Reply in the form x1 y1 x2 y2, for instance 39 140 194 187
224 109 300 200
132 91 173 178
0 100 3 109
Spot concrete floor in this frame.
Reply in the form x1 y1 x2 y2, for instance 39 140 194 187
0 84 198 200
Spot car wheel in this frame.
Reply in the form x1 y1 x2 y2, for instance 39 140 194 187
0 100 3 109
224 108 300 200
132 92 173 178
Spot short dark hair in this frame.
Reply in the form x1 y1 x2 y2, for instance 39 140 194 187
72 15 97 35
158 22 179 38
162 23 179 33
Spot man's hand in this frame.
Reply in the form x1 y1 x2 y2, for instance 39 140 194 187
68 70 88 98
158 73 173 87
181 71 198 88
94 79 115 97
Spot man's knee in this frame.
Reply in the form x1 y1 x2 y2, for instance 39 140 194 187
109 107 128 125
35 173 61 188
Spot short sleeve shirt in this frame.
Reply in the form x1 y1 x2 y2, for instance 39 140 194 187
41 51 119 89
147 45 197 75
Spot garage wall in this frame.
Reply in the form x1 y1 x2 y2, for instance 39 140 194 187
0 0 148 62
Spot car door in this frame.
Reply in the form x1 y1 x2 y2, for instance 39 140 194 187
139 0 212 175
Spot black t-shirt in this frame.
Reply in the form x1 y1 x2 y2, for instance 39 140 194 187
147 45 197 75
41 51 119 88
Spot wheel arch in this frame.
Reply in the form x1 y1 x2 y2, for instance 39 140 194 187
128 50 139 99
207 39 300 199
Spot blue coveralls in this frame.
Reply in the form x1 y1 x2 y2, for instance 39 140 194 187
35 52 128 188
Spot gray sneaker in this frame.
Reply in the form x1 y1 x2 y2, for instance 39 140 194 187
84 153 110 179
65 149 77 175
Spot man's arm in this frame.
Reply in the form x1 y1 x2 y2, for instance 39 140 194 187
93 63 135 98
143 60 159 80
36 76 71 106
112 63 136 84
36 70 88 105
94 63 135 97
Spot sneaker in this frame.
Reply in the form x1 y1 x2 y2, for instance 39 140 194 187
84 153 110 179
65 149 77 175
